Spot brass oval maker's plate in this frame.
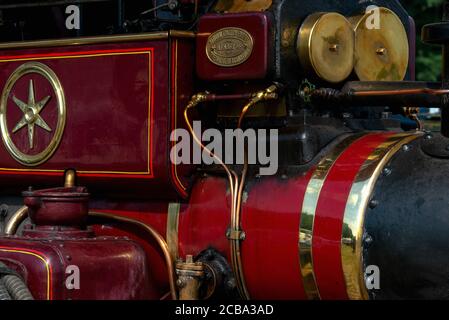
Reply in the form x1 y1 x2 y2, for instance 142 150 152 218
206 27 254 67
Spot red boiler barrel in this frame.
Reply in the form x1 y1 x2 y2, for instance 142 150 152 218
175 132 421 300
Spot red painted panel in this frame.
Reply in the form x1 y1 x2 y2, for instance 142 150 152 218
0 46 155 176
241 173 312 300
0 237 156 300
312 133 394 299
178 177 231 259
179 173 313 299
0 36 195 198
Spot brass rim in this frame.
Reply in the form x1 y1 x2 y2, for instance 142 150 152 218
0 31 194 50
297 12 355 83
0 62 66 166
205 27 254 68
299 133 365 300
341 132 422 300
350 7 409 81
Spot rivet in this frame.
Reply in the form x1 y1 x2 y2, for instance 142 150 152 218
226 279 236 289
402 144 411 152
382 167 392 176
369 199 379 209
364 234 374 246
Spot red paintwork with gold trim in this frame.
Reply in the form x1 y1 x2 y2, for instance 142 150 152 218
0 36 195 199
0 32 406 300
0 232 156 300
313 133 394 300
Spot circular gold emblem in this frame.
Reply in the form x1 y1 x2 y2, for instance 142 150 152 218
206 27 254 67
0 62 66 166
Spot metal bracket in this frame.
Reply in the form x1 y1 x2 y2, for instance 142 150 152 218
226 228 246 241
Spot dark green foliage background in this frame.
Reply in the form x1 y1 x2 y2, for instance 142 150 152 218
404 0 444 81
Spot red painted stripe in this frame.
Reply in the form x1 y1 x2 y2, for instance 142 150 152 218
170 40 188 197
0 47 154 61
312 133 394 299
241 171 313 299
0 246 53 300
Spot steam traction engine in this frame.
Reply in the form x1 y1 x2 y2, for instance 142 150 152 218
0 0 448 300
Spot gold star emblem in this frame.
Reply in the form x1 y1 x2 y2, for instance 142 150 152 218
12 79 52 149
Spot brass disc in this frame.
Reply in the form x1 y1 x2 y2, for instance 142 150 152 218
351 7 409 81
298 12 355 83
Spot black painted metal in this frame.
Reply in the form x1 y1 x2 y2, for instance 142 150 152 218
364 135 449 299
422 1 449 137
269 0 412 87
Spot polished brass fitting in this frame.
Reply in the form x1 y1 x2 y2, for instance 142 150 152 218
176 255 205 300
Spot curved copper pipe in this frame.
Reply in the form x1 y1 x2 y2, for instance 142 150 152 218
231 84 279 299
88 211 178 300
183 94 239 221
183 86 279 300
4 206 28 236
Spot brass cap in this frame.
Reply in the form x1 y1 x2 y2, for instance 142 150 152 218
350 7 409 81
298 12 355 83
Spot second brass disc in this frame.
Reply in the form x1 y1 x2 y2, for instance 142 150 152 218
298 12 355 83
351 7 409 81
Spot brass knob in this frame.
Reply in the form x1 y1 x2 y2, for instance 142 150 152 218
376 47 387 55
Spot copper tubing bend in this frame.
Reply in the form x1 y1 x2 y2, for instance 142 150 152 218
88 211 178 301
184 85 279 300
4 206 28 236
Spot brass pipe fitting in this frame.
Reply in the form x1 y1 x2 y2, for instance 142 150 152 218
237 84 279 128
176 255 205 300
4 206 28 236
64 169 77 188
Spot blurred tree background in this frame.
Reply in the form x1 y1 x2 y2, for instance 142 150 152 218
404 0 444 81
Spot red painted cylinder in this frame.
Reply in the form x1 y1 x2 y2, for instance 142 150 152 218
176 132 421 300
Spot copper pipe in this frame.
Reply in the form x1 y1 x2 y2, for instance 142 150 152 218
231 84 280 300
183 92 239 223
204 93 253 102
183 86 279 300
232 147 249 299
237 85 278 128
88 211 178 300
353 88 449 97
160 291 171 300
4 206 28 236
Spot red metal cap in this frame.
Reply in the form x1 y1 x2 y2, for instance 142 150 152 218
23 186 89 227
